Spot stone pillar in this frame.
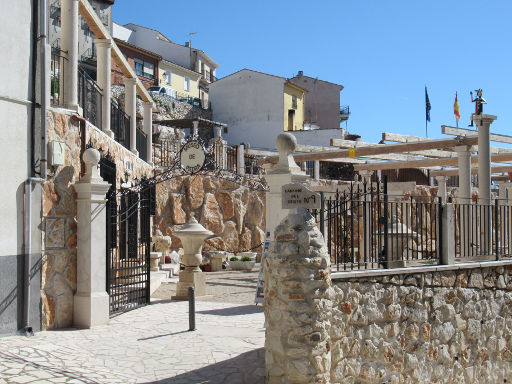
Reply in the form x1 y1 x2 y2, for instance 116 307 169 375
436 175 448 203
61 0 79 111
124 77 137 155
441 203 455 264
359 170 373 262
142 102 153 164
474 114 497 254
192 120 199 137
264 208 332 383
237 144 245 176
265 133 309 240
95 39 113 137
455 145 473 256
72 148 111 328
313 160 320 180
215 125 222 139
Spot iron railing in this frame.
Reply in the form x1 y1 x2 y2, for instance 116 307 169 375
340 105 350 116
50 49 66 107
245 153 262 175
136 127 148 162
453 199 512 259
78 67 102 129
110 99 130 150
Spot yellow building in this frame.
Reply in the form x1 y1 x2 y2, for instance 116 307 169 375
283 82 305 132
158 59 201 100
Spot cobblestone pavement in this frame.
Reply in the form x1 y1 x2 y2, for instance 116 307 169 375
152 270 260 305
0 272 265 384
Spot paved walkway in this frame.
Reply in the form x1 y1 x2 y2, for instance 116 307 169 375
0 273 265 383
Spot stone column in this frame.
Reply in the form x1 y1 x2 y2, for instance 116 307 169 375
436 175 447 203
264 208 332 383
313 160 320 180
95 39 113 137
441 203 455 264
237 144 245 176
215 125 222 139
72 148 111 328
192 120 199 137
142 102 153 164
474 114 497 254
454 145 473 256
265 133 309 240
124 77 137 155
359 170 373 262
61 0 79 111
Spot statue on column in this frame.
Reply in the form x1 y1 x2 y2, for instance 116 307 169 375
468 89 486 127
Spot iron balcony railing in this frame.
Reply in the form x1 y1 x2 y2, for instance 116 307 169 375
340 105 350 116
110 99 130 150
50 48 66 107
136 127 148 162
78 67 102 129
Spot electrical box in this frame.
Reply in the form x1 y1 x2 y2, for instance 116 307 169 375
49 141 66 166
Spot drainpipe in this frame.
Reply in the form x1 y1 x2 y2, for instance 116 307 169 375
23 0 48 335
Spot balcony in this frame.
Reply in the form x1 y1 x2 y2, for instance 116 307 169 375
201 70 217 83
340 105 350 122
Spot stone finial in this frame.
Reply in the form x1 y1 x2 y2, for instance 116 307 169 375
275 133 301 173
82 148 102 182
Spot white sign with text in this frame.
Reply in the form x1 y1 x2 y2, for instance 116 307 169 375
282 183 321 209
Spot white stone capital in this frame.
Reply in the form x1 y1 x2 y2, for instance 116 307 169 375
94 38 113 48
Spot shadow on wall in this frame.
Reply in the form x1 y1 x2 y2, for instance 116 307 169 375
145 348 265 384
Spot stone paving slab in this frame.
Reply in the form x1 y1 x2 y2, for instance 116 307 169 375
0 301 265 384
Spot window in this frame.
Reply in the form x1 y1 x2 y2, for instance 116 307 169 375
134 57 154 79
292 95 297 109
165 70 171 85
184 76 190 91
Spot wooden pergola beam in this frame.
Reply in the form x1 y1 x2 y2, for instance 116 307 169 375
261 136 479 164
332 138 457 159
442 125 512 145
381 132 425 143
431 165 512 177
78 0 153 104
353 153 512 172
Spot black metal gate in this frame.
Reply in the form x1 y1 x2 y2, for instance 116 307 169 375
101 155 152 316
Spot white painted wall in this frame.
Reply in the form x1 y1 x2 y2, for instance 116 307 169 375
209 70 284 150
290 128 345 147
0 0 33 256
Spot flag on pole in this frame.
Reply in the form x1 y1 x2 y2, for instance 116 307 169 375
425 86 431 122
454 92 460 120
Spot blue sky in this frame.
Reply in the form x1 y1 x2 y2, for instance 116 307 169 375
113 0 512 144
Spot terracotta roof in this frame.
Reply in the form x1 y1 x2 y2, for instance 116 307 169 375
114 38 162 60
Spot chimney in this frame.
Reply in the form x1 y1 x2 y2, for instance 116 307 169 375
298 70 303 77
185 42 190 47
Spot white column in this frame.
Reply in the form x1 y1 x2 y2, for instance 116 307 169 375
454 146 472 203
192 120 199 137
359 170 373 263
72 148 111 328
436 175 448 203
61 0 79 111
142 102 153 164
95 39 113 137
215 125 222 139
313 160 320 180
265 134 309 239
124 78 137 155
237 144 245 176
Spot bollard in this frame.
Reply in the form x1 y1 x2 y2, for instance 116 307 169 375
188 286 196 331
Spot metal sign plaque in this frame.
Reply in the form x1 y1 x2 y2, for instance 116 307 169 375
282 183 321 209
180 140 206 174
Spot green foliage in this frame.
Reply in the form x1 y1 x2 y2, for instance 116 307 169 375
230 256 240 261
240 256 253 262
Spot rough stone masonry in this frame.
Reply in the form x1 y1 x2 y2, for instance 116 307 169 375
264 209 512 384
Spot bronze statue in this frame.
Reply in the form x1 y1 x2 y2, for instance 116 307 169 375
469 89 486 127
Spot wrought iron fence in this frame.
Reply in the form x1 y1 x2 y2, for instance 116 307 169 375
453 199 512 259
136 127 148 162
152 137 181 168
226 145 237 172
111 99 130 150
78 67 102 129
245 153 262 175
50 49 66 107
313 179 441 271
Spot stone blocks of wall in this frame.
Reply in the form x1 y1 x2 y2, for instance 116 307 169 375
264 208 332 383
331 266 512 383
154 175 266 254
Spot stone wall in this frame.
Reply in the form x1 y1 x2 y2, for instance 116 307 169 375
154 175 266 254
41 108 153 330
331 265 512 383
264 210 512 384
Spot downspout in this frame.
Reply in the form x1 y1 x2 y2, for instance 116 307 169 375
23 0 48 335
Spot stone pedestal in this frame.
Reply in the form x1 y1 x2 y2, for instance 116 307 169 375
72 148 111 328
210 253 226 272
171 218 212 300
149 252 161 271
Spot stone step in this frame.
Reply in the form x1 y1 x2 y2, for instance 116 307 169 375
150 270 170 296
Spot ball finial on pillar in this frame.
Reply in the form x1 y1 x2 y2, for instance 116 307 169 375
82 147 102 181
